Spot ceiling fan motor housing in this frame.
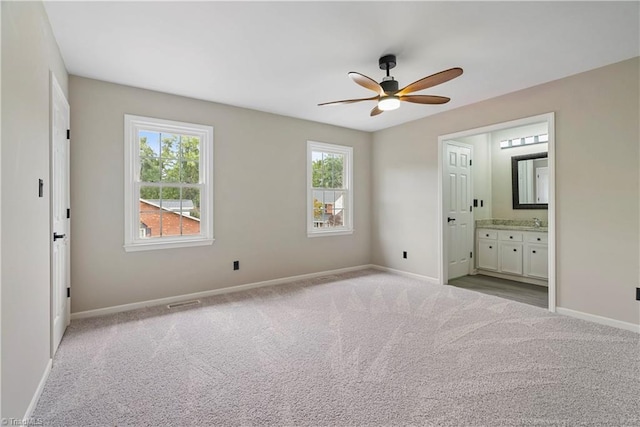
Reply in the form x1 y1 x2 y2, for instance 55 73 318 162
380 79 399 94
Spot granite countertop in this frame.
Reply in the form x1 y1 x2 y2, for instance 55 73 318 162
476 219 548 232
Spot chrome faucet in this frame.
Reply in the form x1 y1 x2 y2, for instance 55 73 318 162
533 218 541 228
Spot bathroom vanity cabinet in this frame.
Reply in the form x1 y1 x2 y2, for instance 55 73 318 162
476 228 548 285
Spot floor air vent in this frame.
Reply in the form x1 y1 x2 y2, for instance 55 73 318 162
167 300 201 309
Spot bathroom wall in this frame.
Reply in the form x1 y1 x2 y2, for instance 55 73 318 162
456 134 492 220
490 123 549 220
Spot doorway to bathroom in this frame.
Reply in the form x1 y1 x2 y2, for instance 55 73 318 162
438 113 556 311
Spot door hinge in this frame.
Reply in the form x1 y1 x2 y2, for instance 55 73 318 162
470 251 473 258
470 205 473 212
67 208 70 219
67 287 70 298
67 129 70 140
469 159 472 166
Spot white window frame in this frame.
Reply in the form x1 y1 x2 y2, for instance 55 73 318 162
124 114 214 252
307 141 353 237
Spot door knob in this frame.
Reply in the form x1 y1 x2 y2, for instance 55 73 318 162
53 232 66 241
447 217 455 222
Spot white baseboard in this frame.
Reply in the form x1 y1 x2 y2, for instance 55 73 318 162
71 264 375 320
370 265 439 284
556 307 639 334
23 359 52 422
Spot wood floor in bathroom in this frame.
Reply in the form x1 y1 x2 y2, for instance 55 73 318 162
447 274 548 309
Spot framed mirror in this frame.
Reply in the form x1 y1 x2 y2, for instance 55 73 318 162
511 152 548 209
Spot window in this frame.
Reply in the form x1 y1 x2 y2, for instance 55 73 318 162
124 115 213 251
307 141 353 236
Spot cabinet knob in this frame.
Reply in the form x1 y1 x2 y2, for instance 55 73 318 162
486 234 489 237
513 248 517 252
489 246 492 249
537 238 541 241
510 236 513 239
532 250 536 254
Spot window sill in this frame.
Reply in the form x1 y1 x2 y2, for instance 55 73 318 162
307 229 354 238
124 238 214 252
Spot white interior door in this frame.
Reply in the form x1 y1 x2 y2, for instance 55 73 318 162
51 73 70 356
536 167 549 203
445 142 473 281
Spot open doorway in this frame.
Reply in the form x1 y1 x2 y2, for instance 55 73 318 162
438 113 556 312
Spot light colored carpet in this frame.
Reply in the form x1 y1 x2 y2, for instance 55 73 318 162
33 269 639 426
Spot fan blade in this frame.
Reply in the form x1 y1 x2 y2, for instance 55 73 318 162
318 96 378 106
349 72 385 96
396 67 463 96
400 95 450 105
370 106 384 116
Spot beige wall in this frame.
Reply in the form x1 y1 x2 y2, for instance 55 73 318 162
1 1 68 418
372 57 640 325
490 123 549 220
69 76 371 313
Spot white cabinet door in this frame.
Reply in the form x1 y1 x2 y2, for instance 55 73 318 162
500 242 523 275
478 240 498 271
526 244 548 279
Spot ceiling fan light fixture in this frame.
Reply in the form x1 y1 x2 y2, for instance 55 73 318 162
378 96 400 111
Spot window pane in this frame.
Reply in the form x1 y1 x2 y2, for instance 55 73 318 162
139 185 160 201
180 135 200 161
500 140 510 148
524 136 535 144
160 133 180 159
161 159 179 182
160 186 180 202
312 151 344 189
138 192 161 239
181 193 201 235
139 131 160 157
330 209 344 227
158 187 182 237
538 133 549 142
140 157 160 182
182 187 201 219
180 160 199 183
312 190 346 229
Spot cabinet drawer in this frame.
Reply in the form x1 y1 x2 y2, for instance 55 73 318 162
499 231 523 242
526 233 548 244
477 229 497 240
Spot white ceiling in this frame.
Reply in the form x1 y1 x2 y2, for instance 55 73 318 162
43 1 639 132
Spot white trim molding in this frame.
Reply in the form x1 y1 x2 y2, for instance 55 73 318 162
370 265 439 284
23 359 52 423
556 307 639 334
71 265 374 320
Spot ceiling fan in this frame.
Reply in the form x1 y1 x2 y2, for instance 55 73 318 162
318 54 463 116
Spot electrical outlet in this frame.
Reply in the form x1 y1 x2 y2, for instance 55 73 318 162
233 260 239 271
403 251 407 259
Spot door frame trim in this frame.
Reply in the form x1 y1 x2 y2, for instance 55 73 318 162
437 112 556 312
442 140 474 282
